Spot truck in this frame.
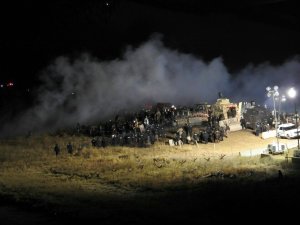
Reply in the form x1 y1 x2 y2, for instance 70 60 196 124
175 98 242 130
242 103 273 130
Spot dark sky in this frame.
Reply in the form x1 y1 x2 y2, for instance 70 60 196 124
1 0 300 87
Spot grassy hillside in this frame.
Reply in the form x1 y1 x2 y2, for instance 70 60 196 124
0 133 299 224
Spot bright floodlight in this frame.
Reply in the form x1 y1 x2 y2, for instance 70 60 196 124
266 86 271 91
274 85 279 91
288 87 296 98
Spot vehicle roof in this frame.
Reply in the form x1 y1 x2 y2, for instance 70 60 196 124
278 123 295 127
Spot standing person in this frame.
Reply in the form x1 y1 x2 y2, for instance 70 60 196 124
155 110 161 124
240 117 246 129
176 127 184 142
76 123 81 135
91 137 97 147
225 123 230 137
67 142 73 155
202 130 209 144
144 116 149 128
227 123 230 131
255 123 261 136
54 144 60 156
101 137 106 148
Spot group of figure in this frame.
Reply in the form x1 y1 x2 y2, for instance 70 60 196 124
52 104 233 151
53 142 73 156
174 123 229 146
254 121 270 136
76 112 169 148
91 136 106 148
73 107 175 138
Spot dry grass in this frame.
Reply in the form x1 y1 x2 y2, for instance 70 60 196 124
0 132 296 217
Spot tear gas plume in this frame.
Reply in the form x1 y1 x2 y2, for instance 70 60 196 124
1 34 300 137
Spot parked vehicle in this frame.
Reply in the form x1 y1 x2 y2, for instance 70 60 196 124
277 123 300 139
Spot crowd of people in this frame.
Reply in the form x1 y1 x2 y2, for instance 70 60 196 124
52 105 233 155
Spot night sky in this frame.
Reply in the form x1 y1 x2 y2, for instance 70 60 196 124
1 0 300 135
1 0 299 85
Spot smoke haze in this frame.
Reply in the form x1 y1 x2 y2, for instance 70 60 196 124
1 34 300 137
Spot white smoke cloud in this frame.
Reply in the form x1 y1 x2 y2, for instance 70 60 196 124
1 35 300 137
231 58 300 106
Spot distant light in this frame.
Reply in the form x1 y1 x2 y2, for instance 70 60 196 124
287 87 296 98
7 82 14 87
0 84 3 88
106 2 109 6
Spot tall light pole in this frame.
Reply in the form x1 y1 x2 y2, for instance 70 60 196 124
287 87 299 150
276 95 286 124
266 86 280 151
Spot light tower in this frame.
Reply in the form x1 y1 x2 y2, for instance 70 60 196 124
266 86 280 151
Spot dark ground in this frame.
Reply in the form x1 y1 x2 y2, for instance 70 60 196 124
1 172 300 225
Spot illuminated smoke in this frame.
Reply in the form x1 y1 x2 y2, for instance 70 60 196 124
1 34 300 137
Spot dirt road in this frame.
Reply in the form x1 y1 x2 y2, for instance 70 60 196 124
165 129 298 157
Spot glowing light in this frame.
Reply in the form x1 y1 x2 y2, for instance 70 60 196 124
287 87 296 98
7 82 14 87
